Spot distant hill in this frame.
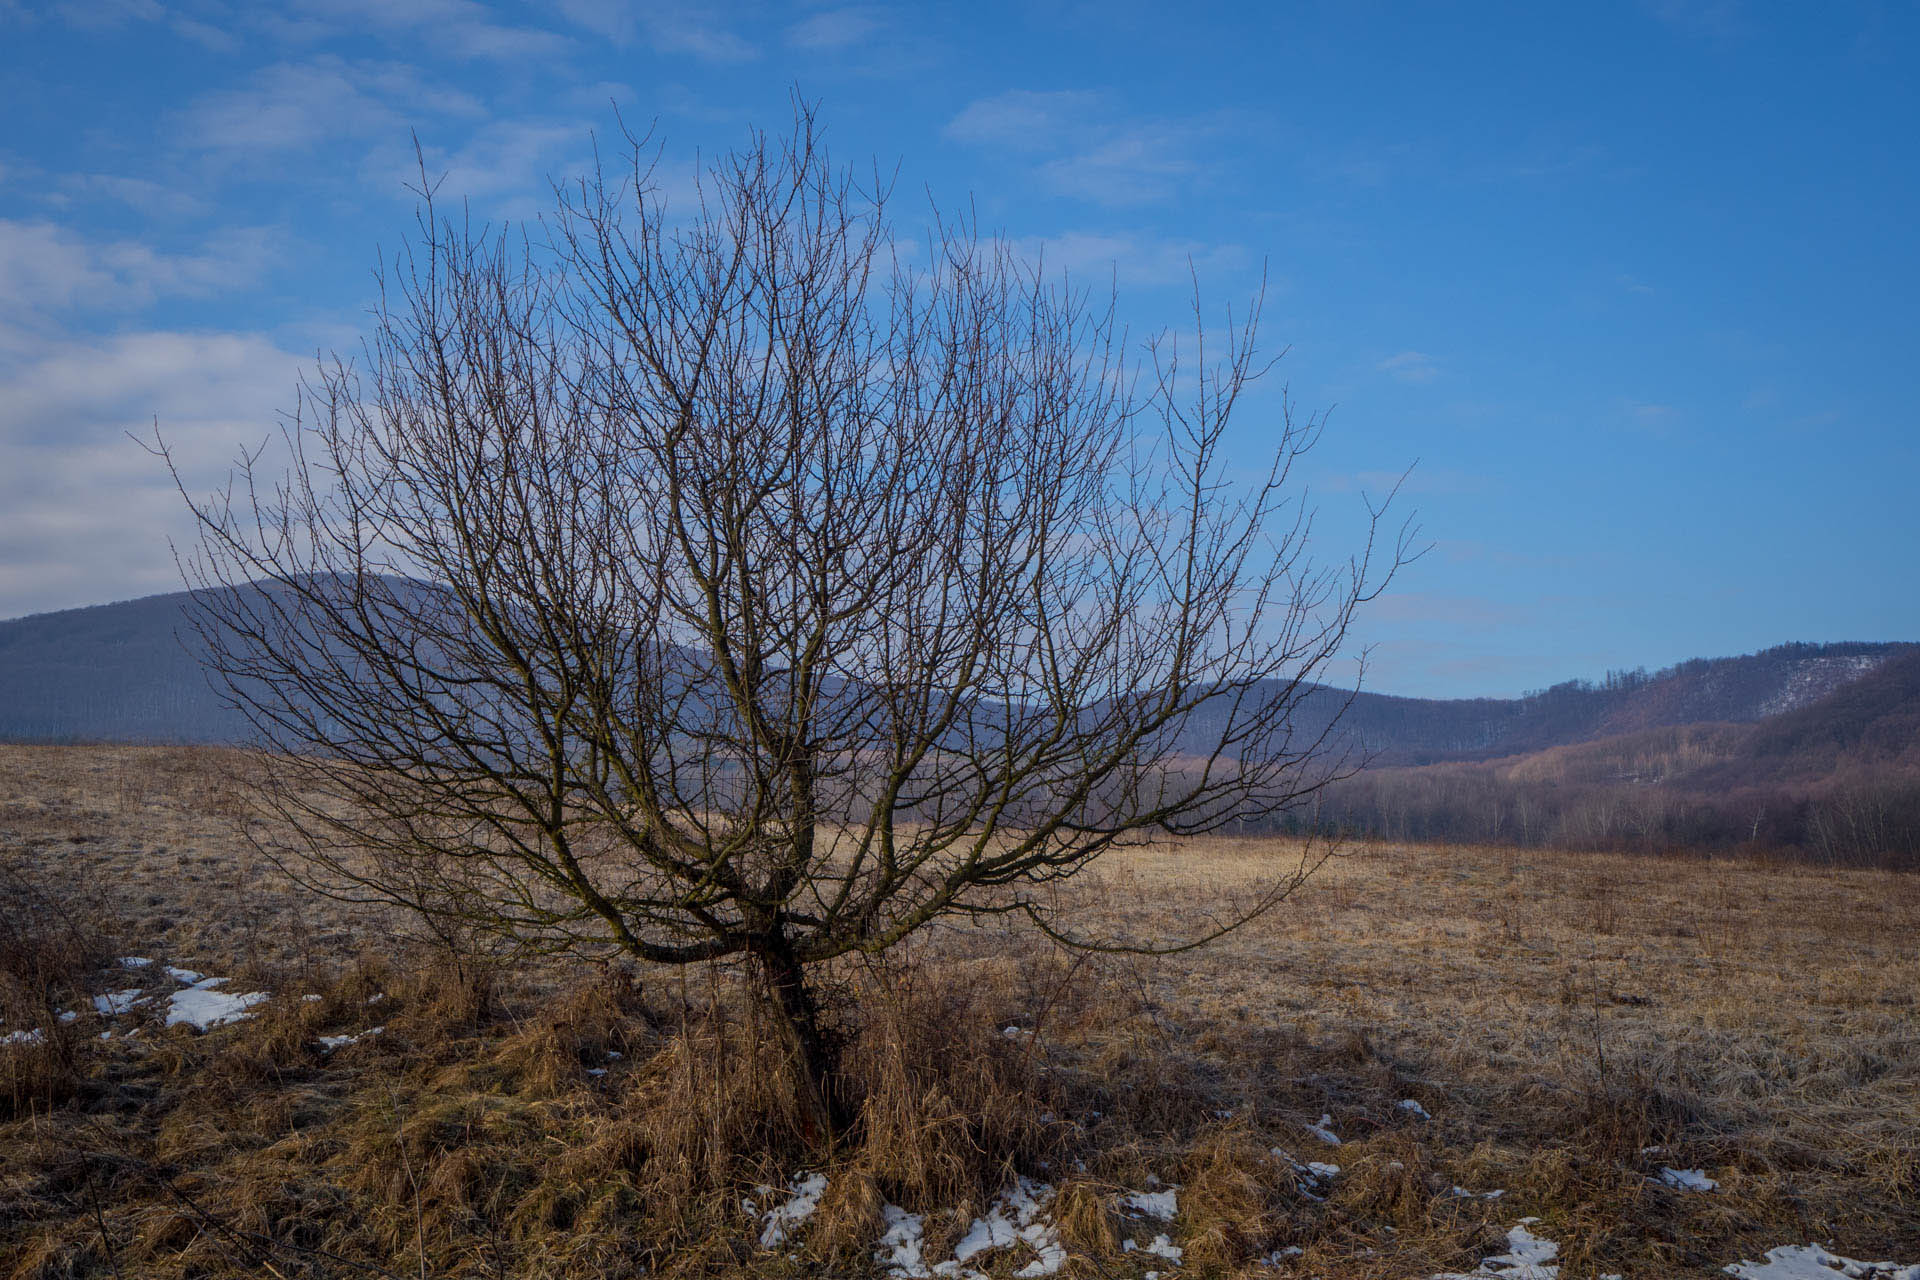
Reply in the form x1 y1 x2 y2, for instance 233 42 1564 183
1305 648 1920 867
1172 640 1913 767
0 590 1910 767
0 591 240 743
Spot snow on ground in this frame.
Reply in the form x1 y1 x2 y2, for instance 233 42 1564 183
1124 1233 1184 1264
1304 1113 1342 1144
876 1205 931 1277
165 978 268 1030
1 1028 45 1045
318 1026 383 1052
1398 1098 1432 1120
754 1172 828 1249
1724 1245 1920 1280
1658 1166 1718 1192
941 1178 1065 1278
1431 1219 1560 1280
93 988 147 1015
1272 1147 1340 1198
1119 1186 1179 1220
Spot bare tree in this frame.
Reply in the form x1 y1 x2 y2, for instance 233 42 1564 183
162 106 1412 1142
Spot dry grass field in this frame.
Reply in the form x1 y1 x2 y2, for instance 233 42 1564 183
2 744 1916 1278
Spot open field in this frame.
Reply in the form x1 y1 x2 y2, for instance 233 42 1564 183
2 744 1917 1278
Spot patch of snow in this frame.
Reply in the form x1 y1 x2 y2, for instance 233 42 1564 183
1658 1167 1717 1192
1432 1218 1560 1280
117 957 152 969
1450 1186 1506 1200
757 1172 828 1248
1724 1245 1919 1280
317 1026 383 1052
1305 1161 1341 1179
367 993 386 1005
1120 1186 1179 1220
1398 1098 1432 1120
938 1178 1064 1278
302 994 323 1002
1125 1234 1184 1264
165 966 204 985
58 1010 78 1023
2 1028 45 1045
166 984 269 1030
585 1066 607 1077
93 988 147 1016
1305 1113 1341 1145
876 1205 930 1277
1260 1245 1305 1265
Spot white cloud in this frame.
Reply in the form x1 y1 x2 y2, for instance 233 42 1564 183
946 91 1224 205
0 324 306 618
945 90 1101 151
366 118 597 214
1011 230 1247 288
786 6 883 51
1378 350 1439 384
555 0 757 62
176 56 485 155
0 219 278 318
276 0 575 62
58 173 213 218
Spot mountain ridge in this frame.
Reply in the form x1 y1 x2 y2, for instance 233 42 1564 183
1 588 1910 759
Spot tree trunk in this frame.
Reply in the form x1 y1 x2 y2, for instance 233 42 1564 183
755 940 844 1150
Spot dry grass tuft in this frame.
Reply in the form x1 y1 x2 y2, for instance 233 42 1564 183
1178 1123 1293 1266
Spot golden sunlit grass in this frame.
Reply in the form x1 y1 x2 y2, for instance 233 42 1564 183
2 744 1915 1278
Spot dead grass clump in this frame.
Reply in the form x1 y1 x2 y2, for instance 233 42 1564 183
1050 1179 1124 1257
0 862 120 1118
1328 1132 1436 1230
839 970 1060 1209
808 1167 887 1262
1177 1123 1295 1266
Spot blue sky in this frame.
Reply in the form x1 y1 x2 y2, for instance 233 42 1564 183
2 0 1914 698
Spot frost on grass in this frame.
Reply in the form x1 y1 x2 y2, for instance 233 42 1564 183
753 1172 828 1249
1431 1218 1560 1280
1724 1245 1920 1280
1658 1166 1718 1192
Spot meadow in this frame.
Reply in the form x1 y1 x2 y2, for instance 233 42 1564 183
3 744 1915 1278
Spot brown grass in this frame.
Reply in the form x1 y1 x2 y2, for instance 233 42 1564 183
0 744 1915 1278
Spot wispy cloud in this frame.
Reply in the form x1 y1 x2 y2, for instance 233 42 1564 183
0 219 278 319
786 6 884 51
555 0 757 62
273 0 575 62
176 56 484 156
1010 230 1248 288
0 324 305 618
1378 350 1439 384
946 90 1225 205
